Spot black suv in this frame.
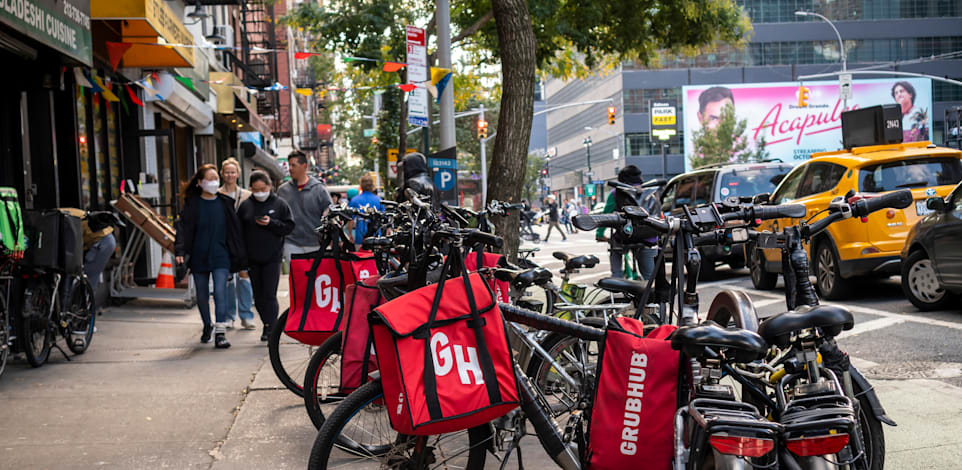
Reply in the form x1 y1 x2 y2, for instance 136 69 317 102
660 161 794 276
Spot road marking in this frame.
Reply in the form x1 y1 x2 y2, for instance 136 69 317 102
838 317 905 339
751 298 783 308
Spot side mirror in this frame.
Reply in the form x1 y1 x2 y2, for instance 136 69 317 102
753 193 771 205
926 197 945 211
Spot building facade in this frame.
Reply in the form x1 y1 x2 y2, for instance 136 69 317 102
545 0 962 203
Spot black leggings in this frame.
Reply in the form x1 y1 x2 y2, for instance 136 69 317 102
249 260 282 328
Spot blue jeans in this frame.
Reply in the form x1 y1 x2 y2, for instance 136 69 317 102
610 246 658 280
193 268 230 327
83 234 116 292
226 272 254 321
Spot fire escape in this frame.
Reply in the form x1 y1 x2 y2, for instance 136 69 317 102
237 1 281 135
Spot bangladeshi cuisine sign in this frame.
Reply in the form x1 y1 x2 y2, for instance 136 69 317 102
0 0 92 65
682 78 933 171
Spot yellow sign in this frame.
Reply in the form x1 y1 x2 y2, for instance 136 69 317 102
651 106 677 126
91 0 194 67
387 148 417 178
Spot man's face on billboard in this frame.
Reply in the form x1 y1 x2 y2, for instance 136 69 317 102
698 98 733 130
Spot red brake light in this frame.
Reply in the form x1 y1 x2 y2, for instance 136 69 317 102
709 435 775 458
786 434 850 457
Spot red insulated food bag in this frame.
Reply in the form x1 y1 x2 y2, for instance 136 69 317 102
465 250 511 304
586 317 679 470
286 248 377 346
370 250 519 436
339 274 384 392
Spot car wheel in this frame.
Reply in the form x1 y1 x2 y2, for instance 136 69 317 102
901 250 955 311
750 246 777 290
814 241 850 300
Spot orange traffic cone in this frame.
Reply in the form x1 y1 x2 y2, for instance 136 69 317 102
156 251 175 289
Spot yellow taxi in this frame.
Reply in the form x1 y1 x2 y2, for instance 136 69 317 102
750 140 962 299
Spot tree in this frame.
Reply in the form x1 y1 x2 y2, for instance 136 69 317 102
689 103 769 169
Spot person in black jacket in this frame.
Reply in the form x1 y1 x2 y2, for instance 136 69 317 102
395 153 438 208
174 164 248 349
237 171 295 341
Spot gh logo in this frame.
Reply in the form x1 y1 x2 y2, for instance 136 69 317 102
314 274 340 312
358 269 371 280
430 332 484 385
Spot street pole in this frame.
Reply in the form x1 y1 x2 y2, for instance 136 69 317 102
437 0 455 150
661 142 668 179
796 11 847 109
584 137 592 200
479 104 487 204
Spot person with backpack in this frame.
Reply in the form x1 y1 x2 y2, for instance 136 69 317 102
174 165 248 348
595 166 659 279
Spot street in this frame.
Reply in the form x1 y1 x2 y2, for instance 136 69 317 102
1 226 960 469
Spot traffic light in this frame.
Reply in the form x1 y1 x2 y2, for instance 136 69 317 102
797 85 810 108
477 118 488 139
607 106 616 125
541 168 548 177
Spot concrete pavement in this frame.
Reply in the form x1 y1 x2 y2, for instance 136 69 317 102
0 224 959 468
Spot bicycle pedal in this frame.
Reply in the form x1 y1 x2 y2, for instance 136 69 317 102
562 409 583 443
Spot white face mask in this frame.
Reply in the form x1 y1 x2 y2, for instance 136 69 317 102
252 191 270 202
201 179 220 195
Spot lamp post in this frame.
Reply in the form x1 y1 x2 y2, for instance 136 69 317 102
795 11 847 108
583 137 593 201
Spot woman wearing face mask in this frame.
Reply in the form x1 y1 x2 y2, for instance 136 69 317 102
174 164 248 348
218 158 256 330
237 171 295 341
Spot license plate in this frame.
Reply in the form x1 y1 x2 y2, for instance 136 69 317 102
916 200 933 216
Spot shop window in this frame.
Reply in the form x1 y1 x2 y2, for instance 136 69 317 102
77 85 91 209
107 99 121 200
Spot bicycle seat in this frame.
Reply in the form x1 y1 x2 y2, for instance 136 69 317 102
597 277 647 300
494 267 552 288
671 321 768 363
757 304 854 348
552 252 599 270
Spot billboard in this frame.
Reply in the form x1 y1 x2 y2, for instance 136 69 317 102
682 78 933 171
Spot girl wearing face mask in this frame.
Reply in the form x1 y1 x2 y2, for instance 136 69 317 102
237 171 295 341
218 158 256 330
174 164 248 349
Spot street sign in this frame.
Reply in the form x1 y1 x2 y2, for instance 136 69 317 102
405 26 429 127
839 73 853 101
428 147 458 206
363 129 376 137
387 148 417 179
592 180 605 185
434 169 456 191
650 99 678 141
586 184 595 197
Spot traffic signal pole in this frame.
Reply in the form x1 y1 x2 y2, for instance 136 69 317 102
479 104 487 204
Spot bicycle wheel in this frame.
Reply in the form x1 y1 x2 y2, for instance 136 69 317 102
0 292 9 379
19 278 56 367
269 309 317 397
308 379 492 470
853 379 885 470
304 331 346 429
525 316 606 420
63 276 95 354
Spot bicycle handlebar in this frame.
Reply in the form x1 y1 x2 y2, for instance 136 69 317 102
499 303 606 342
854 189 913 217
572 213 623 231
464 230 503 249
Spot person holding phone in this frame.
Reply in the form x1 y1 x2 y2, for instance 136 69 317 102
237 171 295 341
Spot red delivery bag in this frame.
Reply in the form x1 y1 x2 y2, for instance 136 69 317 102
339 274 384 392
465 250 511 304
287 248 377 346
586 317 680 470
370 250 519 436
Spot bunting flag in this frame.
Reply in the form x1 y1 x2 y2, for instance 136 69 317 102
382 61 406 72
174 76 196 92
399 83 417 92
136 76 163 101
295 88 313 96
119 87 129 114
106 41 133 71
73 67 93 88
92 76 120 102
125 84 144 107
85 71 104 93
264 82 288 91
295 52 321 60
429 67 453 103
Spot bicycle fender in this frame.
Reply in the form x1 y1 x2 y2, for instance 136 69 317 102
849 365 897 426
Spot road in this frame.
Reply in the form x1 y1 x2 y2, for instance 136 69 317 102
0 224 959 469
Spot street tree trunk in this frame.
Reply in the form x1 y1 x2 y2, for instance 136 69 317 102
489 0 536 262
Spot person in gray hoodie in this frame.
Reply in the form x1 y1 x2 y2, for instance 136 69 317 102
277 151 333 263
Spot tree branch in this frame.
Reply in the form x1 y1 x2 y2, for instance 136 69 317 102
453 10 494 44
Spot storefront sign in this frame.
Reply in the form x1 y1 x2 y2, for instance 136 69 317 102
91 0 194 67
0 0 93 65
405 25 428 127
682 78 933 171
649 99 677 141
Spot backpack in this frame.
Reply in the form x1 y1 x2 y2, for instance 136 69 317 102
613 186 662 244
0 187 25 259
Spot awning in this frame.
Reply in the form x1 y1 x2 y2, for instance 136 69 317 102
91 0 194 68
211 71 272 138
146 72 212 129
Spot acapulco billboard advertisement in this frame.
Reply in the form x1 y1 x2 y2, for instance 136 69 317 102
682 78 933 171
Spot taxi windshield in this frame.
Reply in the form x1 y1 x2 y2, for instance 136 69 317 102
859 158 962 192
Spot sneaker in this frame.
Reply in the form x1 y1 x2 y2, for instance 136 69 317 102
215 333 231 349
241 318 257 330
201 325 213 343
260 325 270 342
226 319 235 330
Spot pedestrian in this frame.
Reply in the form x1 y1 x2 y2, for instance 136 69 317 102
174 164 247 348
237 171 295 341
596 165 659 280
346 187 359 204
396 153 438 208
567 199 581 233
277 151 333 263
331 192 342 207
561 198 575 233
348 174 383 250
543 195 567 242
61 208 116 295
218 158 256 330
520 199 535 238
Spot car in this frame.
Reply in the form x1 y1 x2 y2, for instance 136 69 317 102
900 181 962 310
660 160 794 277
750 141 962 299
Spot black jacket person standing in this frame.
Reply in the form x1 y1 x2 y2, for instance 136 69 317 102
238 171 295 341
